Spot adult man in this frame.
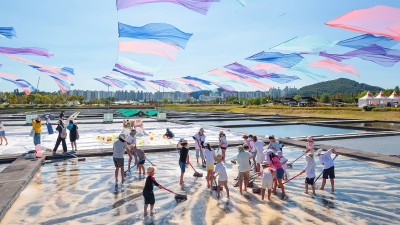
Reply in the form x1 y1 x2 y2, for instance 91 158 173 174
178 139 189 185
113 134 132 183
267 135 282 153
126 129 137 172
193 128 206 165
236 146 253 194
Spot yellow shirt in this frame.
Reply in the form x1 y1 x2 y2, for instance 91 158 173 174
32 119 41 133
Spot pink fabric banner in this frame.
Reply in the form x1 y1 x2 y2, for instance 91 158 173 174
175 77 201 86
0 72 18 79
326 5 400 40
119 40 180 61
209 69 271 90
309 59 359 76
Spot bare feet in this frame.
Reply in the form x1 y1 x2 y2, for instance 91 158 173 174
144 212 148 217
319 187 324 190
304 191 308 194
121 178 125 183
150 211 154 216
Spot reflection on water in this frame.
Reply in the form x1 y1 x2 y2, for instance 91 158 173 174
229 124 363 138
1 147 399 225
339 122 400 130
319 136 400 155
197 120 272 126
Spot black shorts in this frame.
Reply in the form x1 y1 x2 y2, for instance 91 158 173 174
323 166 335 179
113 157 124 168
143 190 155 205
138 159 145 165
305 177 315 185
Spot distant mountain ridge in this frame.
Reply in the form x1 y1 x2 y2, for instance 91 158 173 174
297 78 383 96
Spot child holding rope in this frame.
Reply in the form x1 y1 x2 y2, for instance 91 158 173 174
143 167 163 217
260 163 276 201
204 143 215 189
316 148 337 192
270 152 285 199
300 152 316 196
137 148 146 177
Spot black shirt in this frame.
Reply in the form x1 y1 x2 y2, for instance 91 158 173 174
179 147 189 163
143 175 159 192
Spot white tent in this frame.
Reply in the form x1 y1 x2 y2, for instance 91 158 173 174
375 91 389 107
358 91 375 107
388 91 400 107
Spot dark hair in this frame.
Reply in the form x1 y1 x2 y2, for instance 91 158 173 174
248 134 253 138
69 120 73 124
269 152 277 162
119 137 125 142
242 135 248 139
253 136 257 141
206 143 212 150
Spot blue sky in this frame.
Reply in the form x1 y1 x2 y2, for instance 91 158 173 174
1 0 399 93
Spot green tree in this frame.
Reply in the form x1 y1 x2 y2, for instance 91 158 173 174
293 95 301 101
253 98 261 105
394 86 400 94
320 93 330 103
162 98 169 104
7 94 17 104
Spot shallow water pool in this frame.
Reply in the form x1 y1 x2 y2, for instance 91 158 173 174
319 136 400 155
197 120 272 126
338 122 400 130
1 147 399 225
228 124 363 138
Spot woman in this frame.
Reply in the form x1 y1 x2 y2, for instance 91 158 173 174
0 121 8 145
68 120 78 152
253 136 265 172
203 143 215 189
53 119 67 154
270 152 285 199
219 131 228 162
31 116 42 146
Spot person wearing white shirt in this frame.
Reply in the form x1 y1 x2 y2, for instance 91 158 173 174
193 128 206 164
0 121 8 145
126 129 137 172
203 143 215 189
237 146 253 195
306 136 315 155
300 153 316 195
316 148 337 192
252 136 265 172
214 154 229 199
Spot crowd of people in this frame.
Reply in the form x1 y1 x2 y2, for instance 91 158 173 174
111 127 338 217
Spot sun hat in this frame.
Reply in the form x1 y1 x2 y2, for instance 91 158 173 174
118 133 126 141
216 154 223 162
277 151 283 157
306 136 313 141
238 146 244 152
147 166 155 173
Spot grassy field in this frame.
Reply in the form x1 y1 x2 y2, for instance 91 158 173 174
161 104 400 121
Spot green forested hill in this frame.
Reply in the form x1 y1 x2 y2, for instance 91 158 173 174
297 78 383 96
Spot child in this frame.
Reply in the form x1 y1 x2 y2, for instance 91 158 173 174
178 139 189 185
300 153 316 195
136 148 146 177
126 129 138 171
277 151 289 181
0 121 8 145
316 148 337 192
219 131 228 162
260 163 275 201
143 167 163 217
306 136 315 155
214 154 229 199
204 143 215 189
270 152 285 199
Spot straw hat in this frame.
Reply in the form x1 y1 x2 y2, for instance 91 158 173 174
118 133 126 141
216 154 223 162
147 166 155 173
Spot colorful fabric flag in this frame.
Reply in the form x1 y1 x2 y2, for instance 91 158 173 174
119 40 180 61
0 77 36 95
175 77 201 86
49 75 71 93
116 0 220 15
246 51 304 68
0 72 18 79
114 63 153 77
103 76 128 89
208 69 271 90
135 81 148 90
326 5 400 40
118 56 157 74
94 78 113 87
0 46 53 57
270 35 334 53
150 80 178 90
118 23 193 49
212 82 236 93
320 44 400 67
182 76 212 85
0 27 16 39
112 68 146 81
61 67 75 75
265 73 300 84
252 63 285 74
336 34 398 49
144 80 161 91
309 59 359 76
224 62 267 78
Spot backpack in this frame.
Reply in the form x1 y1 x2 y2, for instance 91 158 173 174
60 125 67 138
